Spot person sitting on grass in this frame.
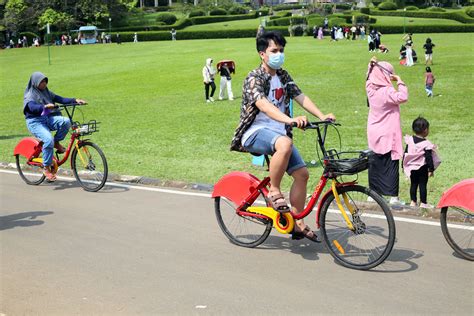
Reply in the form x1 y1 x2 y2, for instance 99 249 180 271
23 72 87 181
230 31 335 242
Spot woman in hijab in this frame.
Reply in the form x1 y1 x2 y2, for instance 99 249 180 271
23 72 86 181
202 58 216 103
366 57 408 206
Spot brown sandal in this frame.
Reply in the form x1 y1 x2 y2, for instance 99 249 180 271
292 225 321 243
267 192 290 213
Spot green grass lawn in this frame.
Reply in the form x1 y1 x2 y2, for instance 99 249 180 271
1 33 473 204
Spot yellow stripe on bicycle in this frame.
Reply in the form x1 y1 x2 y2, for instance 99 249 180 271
331 180 355 231
333 240 345 254
75 143 88 167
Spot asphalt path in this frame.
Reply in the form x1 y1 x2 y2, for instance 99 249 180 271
1 170 473 315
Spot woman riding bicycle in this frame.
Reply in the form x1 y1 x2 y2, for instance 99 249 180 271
230 31 335 242
23 72 86 181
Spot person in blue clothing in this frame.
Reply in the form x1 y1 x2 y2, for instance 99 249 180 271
23 72 87 181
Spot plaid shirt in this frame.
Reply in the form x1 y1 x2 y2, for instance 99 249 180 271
230 65 302 152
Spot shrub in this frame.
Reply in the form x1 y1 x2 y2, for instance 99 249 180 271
370 8 474 23
156 12 177 25
189 10 205 18
210 8 228 16
466 7 474 18
360 7 370 14
256 8 270 16
289 24 307 36
404 6 419 11
328 17 347 27
426 6 446 12
336 3 352 10
273 4 304 11
190 13 257 25
378 2 398 10
267 16 307 26
229 6 247 15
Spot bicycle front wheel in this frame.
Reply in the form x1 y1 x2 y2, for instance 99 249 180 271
71 141 108 192
215 191 272 248
320 185 395 270
15 154 45 185
440 206 474 261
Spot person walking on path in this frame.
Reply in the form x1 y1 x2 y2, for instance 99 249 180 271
366 57 408 207
133 32 138 43
202 58 216 103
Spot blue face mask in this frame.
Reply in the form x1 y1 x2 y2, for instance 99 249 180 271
267 52 285 70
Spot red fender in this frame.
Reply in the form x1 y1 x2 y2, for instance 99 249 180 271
437 179 474 211
212 171 267 207
13 137 41 159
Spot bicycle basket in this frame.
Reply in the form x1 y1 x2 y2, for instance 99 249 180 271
74 120 98 136
323 150 371 176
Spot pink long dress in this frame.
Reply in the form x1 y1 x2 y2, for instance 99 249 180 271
366 61 408 161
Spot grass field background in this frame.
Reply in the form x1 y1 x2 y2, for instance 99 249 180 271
1 33 473 203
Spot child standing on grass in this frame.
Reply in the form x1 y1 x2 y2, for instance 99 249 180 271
403 117 441 209
423 38 435 65
424 67 435 97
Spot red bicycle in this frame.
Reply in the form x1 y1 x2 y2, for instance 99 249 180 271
212 121 395 270
437 179 474 261
13 103 108 192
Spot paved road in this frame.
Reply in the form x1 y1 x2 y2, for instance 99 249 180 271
1 170 472 315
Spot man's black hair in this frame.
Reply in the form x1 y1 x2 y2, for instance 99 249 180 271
412 116 430 134
256 31 286 53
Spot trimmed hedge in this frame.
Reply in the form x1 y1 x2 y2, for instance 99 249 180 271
273 4 305 11
426 6 446 12
156 12 177 25
371 24 474 33
370 9 474 24
404 6 419 11
210 8 228 16
328 17 348 27
360 7 371 14
378 2 398 10
190 13 257 25
229 6 247 15
189 10 205 18
267 16 307 26
466 7 474 17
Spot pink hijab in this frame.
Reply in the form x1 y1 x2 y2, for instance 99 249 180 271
366 61 393 87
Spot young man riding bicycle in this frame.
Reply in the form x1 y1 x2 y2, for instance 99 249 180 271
230 31 335 242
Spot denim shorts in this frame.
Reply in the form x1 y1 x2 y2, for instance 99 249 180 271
243 128 306 175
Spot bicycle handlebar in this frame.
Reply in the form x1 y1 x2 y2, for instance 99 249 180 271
290 120 340 129
53 103 86 109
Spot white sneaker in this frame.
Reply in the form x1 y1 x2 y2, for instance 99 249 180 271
420 203 434 209
218 97 223 101
229 97 234 101
206 99 211 103
209 97 214 102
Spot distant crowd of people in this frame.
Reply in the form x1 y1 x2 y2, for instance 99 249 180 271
6 36 40 48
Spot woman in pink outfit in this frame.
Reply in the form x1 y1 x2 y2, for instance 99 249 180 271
366 57 408 205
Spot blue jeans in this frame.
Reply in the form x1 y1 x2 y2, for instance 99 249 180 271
243 128 306 175
26 115 71 167
425 85 433 96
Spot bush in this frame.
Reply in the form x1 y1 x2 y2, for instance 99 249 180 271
370 8 474 23
360 7 370 14
328 17 347 27
466 7 474 18
426 6 446 12
307 15 324 28
267 16 307 26
189 10 205 18
190 13 257 25
289 24 307 36
273 4 304 11
256 8 269 16
210 8 228 16
156 12 177 25
336 3 352 10
404 6 419 11
229 6 247 15
378 2 398 10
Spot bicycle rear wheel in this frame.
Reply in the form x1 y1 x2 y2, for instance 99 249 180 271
15 154 45 185
215 191 272 248
440 206 474 261
320 185 395 270
71 141 108 192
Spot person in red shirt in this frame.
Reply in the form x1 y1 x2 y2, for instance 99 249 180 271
425 67 435 97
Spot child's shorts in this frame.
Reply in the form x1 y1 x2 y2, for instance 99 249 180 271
243 128 306 175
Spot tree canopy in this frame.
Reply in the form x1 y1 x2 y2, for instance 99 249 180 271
1 0 137 33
